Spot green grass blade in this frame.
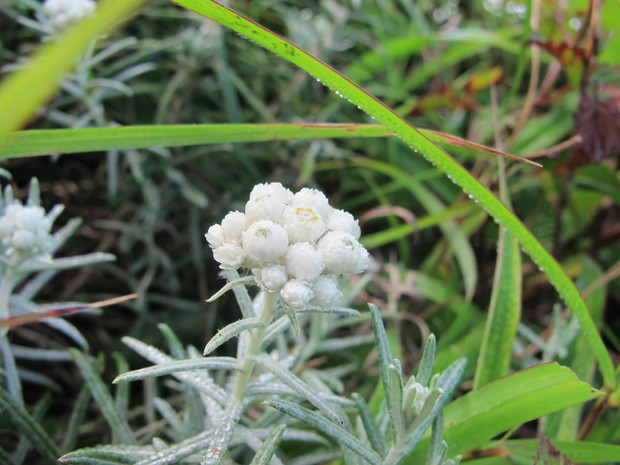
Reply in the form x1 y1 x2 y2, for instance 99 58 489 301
69 349 137 445
0 385 60 464
172 0 615 389
473 228 521 389
0 124 392 158
406 363 602 462
0 0 150 143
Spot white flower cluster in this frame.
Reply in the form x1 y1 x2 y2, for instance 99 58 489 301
0 204 54 257
206 183 369 310
43 0 96 30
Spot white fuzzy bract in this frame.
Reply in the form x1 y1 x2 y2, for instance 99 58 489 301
0 204 53 257
206 183 368 310
43 0 96 30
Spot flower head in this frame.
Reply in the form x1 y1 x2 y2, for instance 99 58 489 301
0 204 54 258
206 183 368 310
43 0 96 30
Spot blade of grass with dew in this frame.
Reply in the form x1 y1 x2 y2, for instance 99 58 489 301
171 0 615 389
0 0 150 143
1 124 536 166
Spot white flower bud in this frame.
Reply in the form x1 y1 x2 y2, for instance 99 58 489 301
317 231 368 274
280 279 313 309
410 383 431 416
43 0 96 30
12 230 35 249
280 205 326 244
245 192 288 224
286 242 324 282
311 275 343 307
212 243 245 269
0 204 54 255
249 182 293 204
242 220 288 264
205 224 224 249
256 265 288 292
327 209 361 239
220 211 247 243
291 188 332 219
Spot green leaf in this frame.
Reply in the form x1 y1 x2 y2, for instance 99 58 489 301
253 354 344 425
416 334 436 386
406 363 602 462
69 349 136 445
59 446 153 464
173 0 615 389
0 0 150 142
473 227 521 389
203 318 265 355
0 384 60 464
267 399 383 465
0 124 391 158
248 424 286 465
113 357 241 383
352 393 386 458
505 438 620 463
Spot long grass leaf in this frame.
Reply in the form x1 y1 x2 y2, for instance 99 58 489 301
172 0 614 389
113 357 241 383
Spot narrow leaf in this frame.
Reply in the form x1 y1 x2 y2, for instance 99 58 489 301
248 424 286 465
0 385 60 464
113 357 241 383
267 399 383 465
416 334 436 386
351 393 386 458
68 349 136 445
203 318 264 355
474 227 521 389
254 354 344 425
388 362 407 445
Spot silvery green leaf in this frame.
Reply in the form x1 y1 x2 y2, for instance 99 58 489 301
288 451 341 465
11 345 71 361
261 316 290 348
26 177 40 206
296 306 361 317
352 393 386 458
243 427 329 446
223 269 256 318
122 337 227 406
0 383 60 464
202 402 243 465
253 354 344 425
207 274 255 304
18 269 56 299
400 388 444 459
20 252 115 274
69 349 136 445
60 445 156 464
281 303 300 336
158 323 186 359
437 358 466 404
388 361 407 445
203 317 264 355
17 366 62 392
427 412 444 465
114 357 240 383
248 424 285 465
62 385 89 453
134 430 212 465
313 334 374 353
48 217 81 254
267 400 383 465
369 304 391 398
246 382 354 408
416 334 436 386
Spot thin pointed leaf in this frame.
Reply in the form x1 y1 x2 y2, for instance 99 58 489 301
388 362 407 445
248 424 286 465
474 228 521 389
352 393 386 458
254 354 344 425
416 334 436 386
203 318 264 355
224 269 256 318
175 0 615 389
267 399 383 465
68 349 136 445
369 304 391 397
281 304 300 336
0 384 60 464
60 446 154 464
114 357 240 384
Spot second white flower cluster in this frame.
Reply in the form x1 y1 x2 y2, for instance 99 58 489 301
206 183 369 310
